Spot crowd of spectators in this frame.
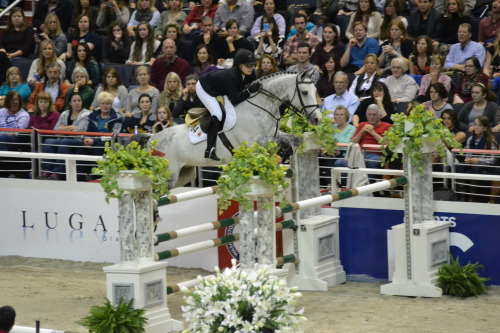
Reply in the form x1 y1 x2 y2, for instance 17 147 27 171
0 0 498 201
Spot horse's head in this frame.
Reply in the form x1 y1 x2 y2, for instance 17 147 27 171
291 71 322 126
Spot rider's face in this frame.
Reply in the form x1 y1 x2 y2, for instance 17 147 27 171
239 64 254 76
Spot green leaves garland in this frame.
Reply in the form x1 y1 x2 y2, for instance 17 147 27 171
280 108 338 155
217 141 289 213
380 104 462 174
92 141 171 203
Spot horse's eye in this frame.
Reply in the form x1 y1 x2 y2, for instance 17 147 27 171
302 91 308 95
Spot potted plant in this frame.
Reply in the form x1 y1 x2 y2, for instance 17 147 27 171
380 104 462 173
436 255 489 298
77 298 147 333
182 260 307 332
216 141 289 213
280 108 338 155
92 141 171 203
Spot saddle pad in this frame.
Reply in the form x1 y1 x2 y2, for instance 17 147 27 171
188 95 237 144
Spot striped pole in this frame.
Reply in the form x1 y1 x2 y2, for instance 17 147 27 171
277 254 298 266
278 177 407 215
158 185 218 206
156 234 239 260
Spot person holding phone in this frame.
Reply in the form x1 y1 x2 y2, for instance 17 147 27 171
254 15 285 65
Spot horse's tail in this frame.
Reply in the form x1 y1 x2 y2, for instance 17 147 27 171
126 134 152 148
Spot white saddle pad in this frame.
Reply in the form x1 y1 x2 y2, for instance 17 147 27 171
188 96 237 144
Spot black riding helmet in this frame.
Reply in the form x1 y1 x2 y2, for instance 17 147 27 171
233 49 256 67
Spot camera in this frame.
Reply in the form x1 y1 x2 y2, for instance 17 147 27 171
106 1 112 7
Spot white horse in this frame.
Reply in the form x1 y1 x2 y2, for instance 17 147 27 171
131 72 322 188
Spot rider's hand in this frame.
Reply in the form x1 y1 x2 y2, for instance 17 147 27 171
248 82 261 94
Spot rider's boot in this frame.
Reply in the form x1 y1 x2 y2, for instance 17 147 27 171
205 116 220 161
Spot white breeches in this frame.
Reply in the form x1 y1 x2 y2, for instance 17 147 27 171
196 81 228 121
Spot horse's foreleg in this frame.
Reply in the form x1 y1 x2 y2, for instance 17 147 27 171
255 133 301 164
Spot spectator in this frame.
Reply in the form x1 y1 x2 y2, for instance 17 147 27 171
349 53 381 101
72 0 98 31
409 35 434 75
128 0 160 38
453 57 490 104
127 22 160 65
379 0 408 41
33 0 74 33
444 23 486 70
345 0 383 40
422 82 454 118
91 68 128 112
102 20 132 64
40 92 91 180
311 23 344 71
0 305 15 333
153 22 189 60
407 0 442 41
0 7 35 59
478 0 500 46
150 39 190 90
123 93 156 133
190 16 227 65
436 0 471 46
220 19 253 64
95 0 130 34
27 63 70 113
182 0 218 37
61 14 101 61
434 0 474 15
64 67 95 110
159 72 183 113
287 43 320 84
155 0 187 39
336 0 360 37
384 57 419 113
417 54 452 102
254 15 285 66
0 91 29 153
28 40 66 88
256 54 279 78
283 13 320 67
441 109 466 144
353 81 394 126
192 44 216 77
322 71 360 121
331 105 357 167
458 83 500 132
0 67 31 105
127 66 160 115
316 54 338 99
251 0 286 37
286 9 317 40
65 43 101 89
340 21 379 74
153 105 175 133
378 19 413 74
351 103 392 168
33 14 68 57
172 74 202 121
28 91 60 130
214 0 254 36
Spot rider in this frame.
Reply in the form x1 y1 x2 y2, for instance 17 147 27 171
196 49 261 161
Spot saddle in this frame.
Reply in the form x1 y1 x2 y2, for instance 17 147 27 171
185 96 226 132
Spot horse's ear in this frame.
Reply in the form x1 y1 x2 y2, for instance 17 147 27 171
299 71 308 81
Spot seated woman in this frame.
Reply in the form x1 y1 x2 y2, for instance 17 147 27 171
384 57 419 113
453 57 490 105
423 83 454 118
379 0 408 42
154 0 186 39
0 91 30 152
484 29 500 102
311 23 344 72
126 66 160 115
416 54 451 103
192 44 216 77
65 42 100 89
126 22 160 65
153 105 175 133
0 67 31 106
33 14 67 57
91 68 128 112
61 14 101 61
441 109 467 145
28 40 66 88
457 83 500 133
378 19 413 75
348 53 381 101
0 7 35 59
159 72 183 113
71 0 98 31
123 94 156 133
127 0 160 38
316 54 337 99
64 67 96 110
345 0 382 40
408 36 433 75
353 81 395 127
28 92 60 130
256 54 279 78
250 0 286 38
102 21 132 64
95 0 130 35
333 105 357 165
254 15 285 67
220 20 253 65
436 0 471 46
40 92 92 180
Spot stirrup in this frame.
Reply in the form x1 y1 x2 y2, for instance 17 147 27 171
205 147 220 161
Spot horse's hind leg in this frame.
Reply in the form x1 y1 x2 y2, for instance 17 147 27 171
176 166 198 187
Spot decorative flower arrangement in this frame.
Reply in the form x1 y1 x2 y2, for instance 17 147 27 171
92 141 171 203
217 141 289 213
181 260 307 333
280 108 338 155
380 104 462 174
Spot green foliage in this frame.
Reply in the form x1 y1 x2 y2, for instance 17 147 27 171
76 298 147 333
380 104 462 174
217 141 289 213
437 255 490 298
92 141 171 203
280 108 338 155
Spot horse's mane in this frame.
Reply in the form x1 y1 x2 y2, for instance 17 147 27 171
256 71 299 83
